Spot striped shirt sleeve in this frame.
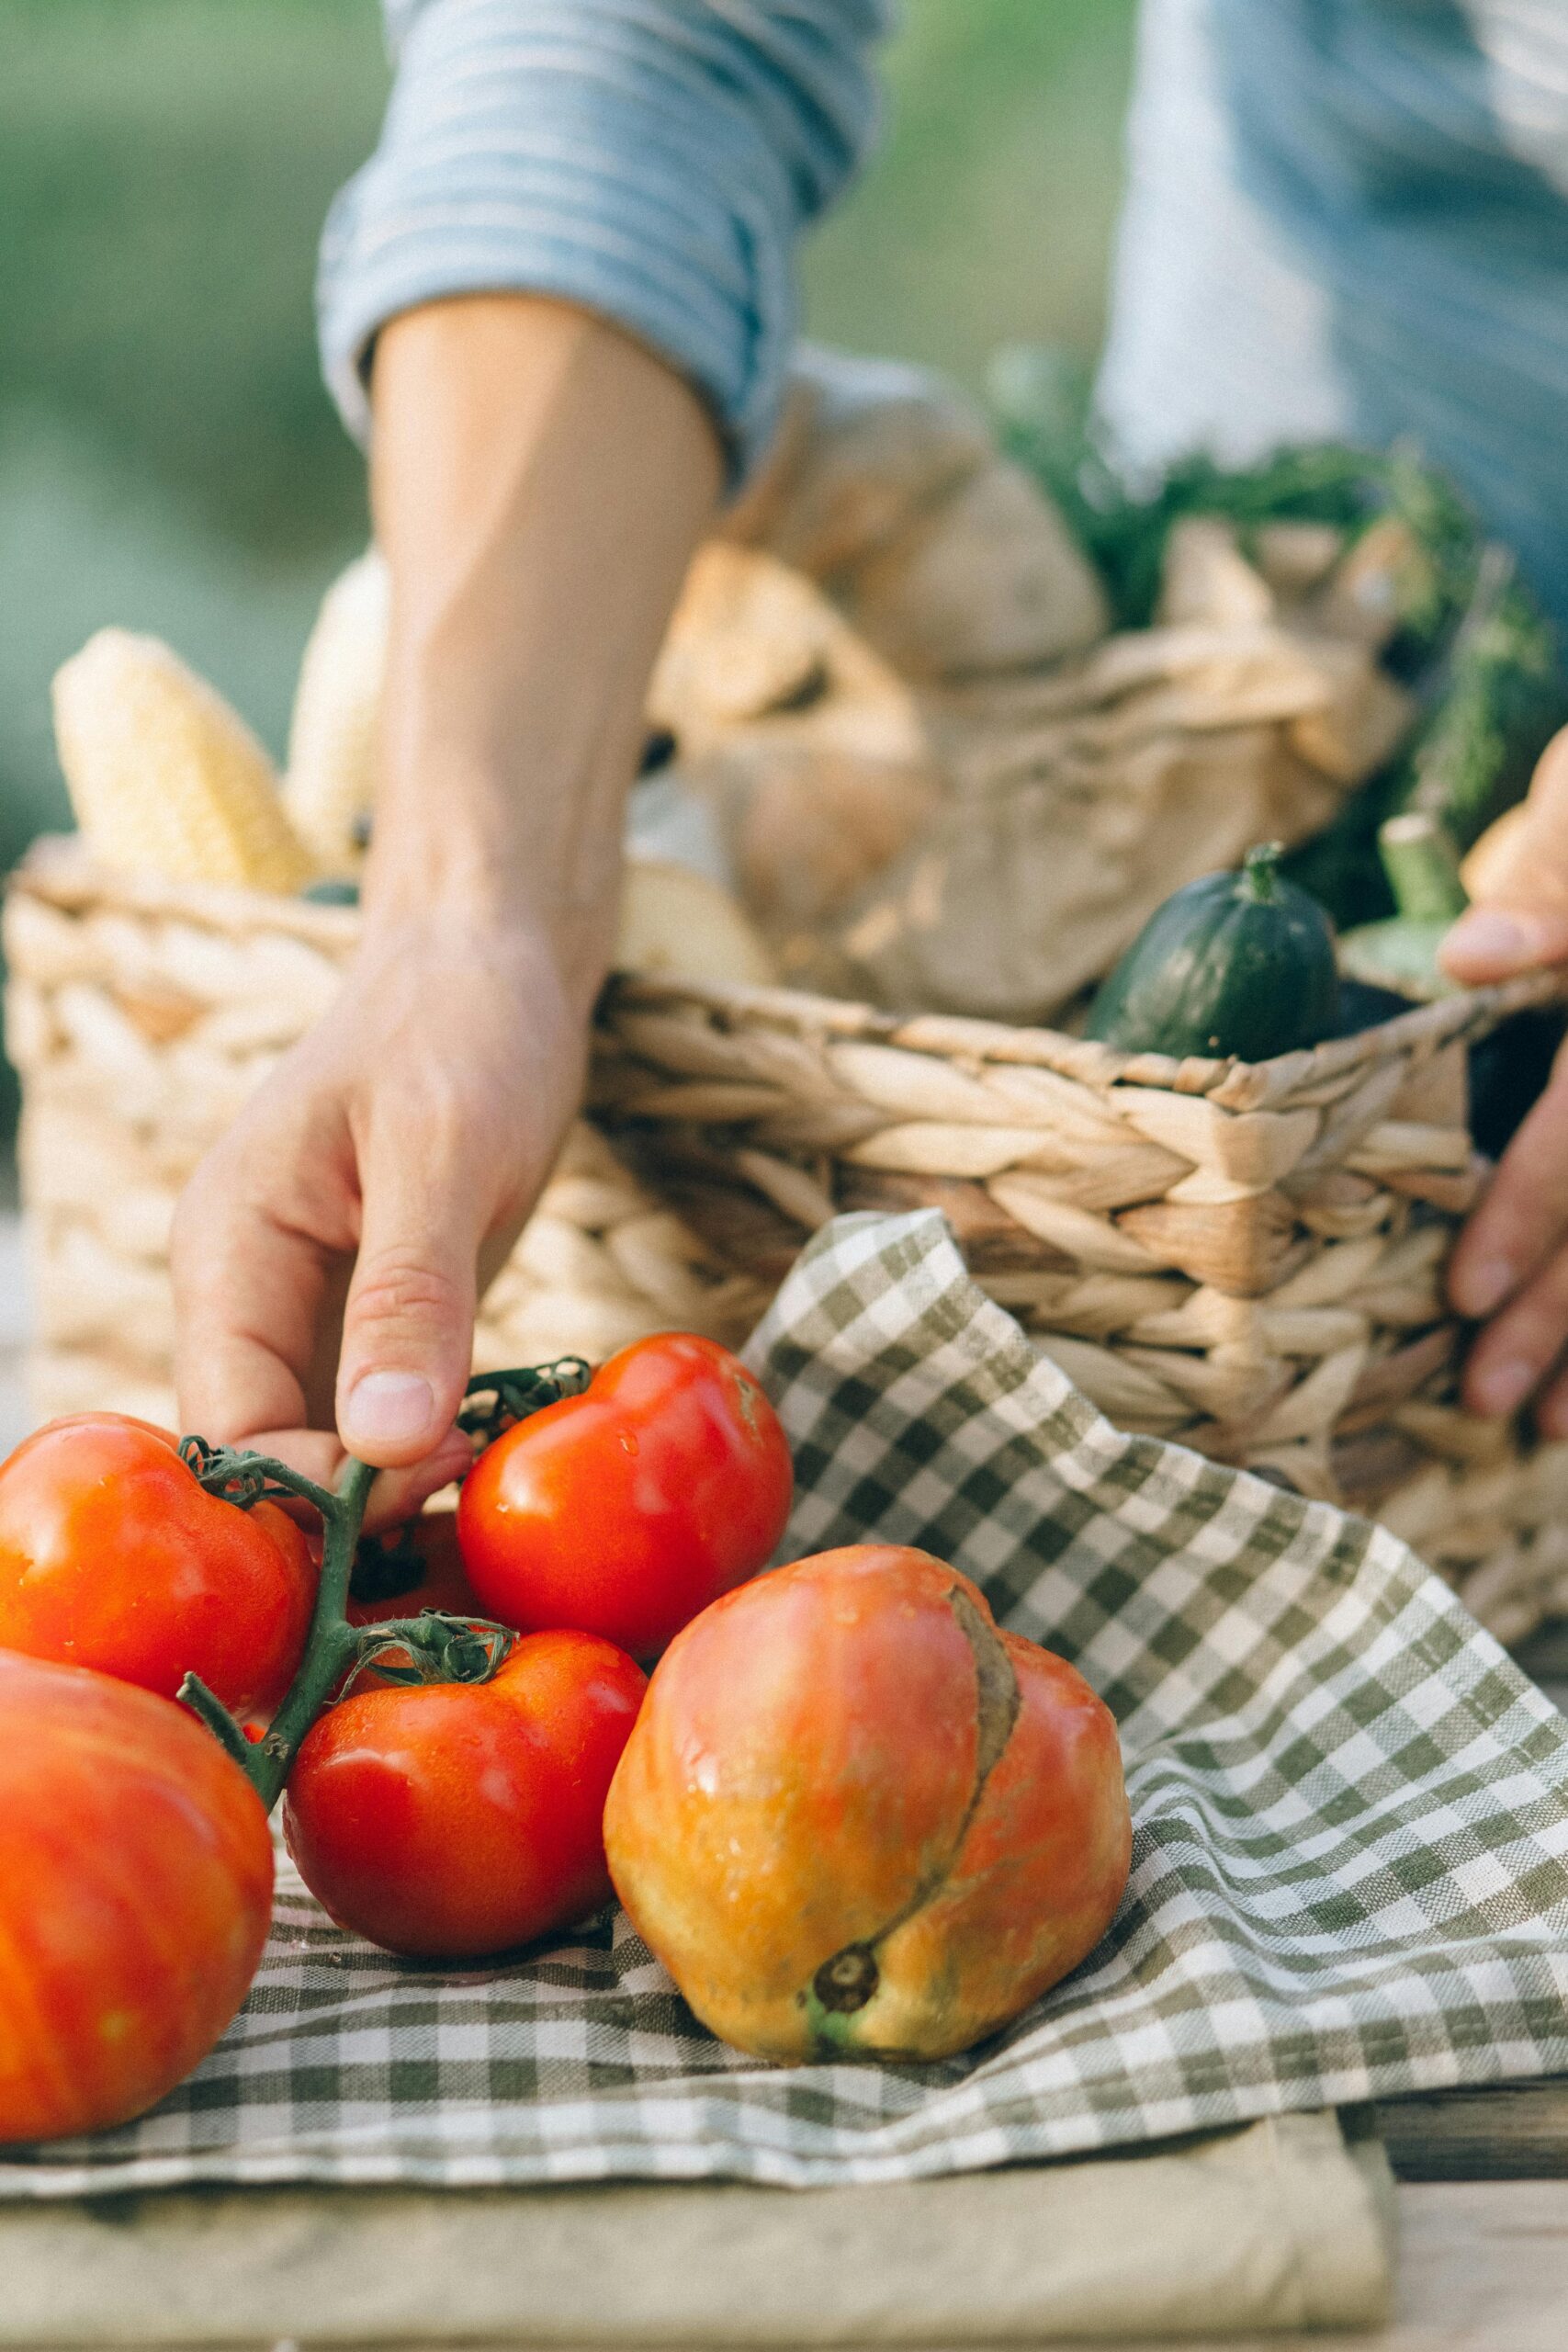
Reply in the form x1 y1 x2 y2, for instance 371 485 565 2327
319 0 889 481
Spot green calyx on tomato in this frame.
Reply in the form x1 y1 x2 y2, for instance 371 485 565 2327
172 1355 600 1809
344 1612 513 1694
276 1338 787 1959
174 1451 513 1813
282 1627 648 1958
0 1416 318 1720
457 1356 593 1448
0 1339 785 1981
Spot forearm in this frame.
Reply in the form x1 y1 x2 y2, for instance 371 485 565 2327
366 293 722 998
176 0 885 1483
173 296 719 1484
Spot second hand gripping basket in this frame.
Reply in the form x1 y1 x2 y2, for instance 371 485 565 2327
6 834 1568 1647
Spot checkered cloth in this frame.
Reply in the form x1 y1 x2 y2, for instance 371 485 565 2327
7 1209 1568 2196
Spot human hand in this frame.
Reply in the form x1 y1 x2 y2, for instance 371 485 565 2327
171 296 717 1521
1441 727 1568 1427
171 911 592 1526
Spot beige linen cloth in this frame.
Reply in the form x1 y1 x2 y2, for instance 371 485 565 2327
0 2110 1391 2345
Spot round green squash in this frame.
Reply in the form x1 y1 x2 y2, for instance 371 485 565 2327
1085 842 1339 1060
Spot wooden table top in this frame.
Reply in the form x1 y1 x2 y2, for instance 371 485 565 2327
1055 2181 1568 2352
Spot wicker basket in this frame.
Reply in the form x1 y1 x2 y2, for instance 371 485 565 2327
7 831 1568 1647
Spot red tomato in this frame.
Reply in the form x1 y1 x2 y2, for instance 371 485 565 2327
0 1415 317 1716
457 1335 793 1657
346 1512 487 1630
282 1629 647 1957
0 1651 273 2143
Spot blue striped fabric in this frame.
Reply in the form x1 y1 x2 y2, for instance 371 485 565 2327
322 1 1568 623
319 1 888 480
1100 1 1568 630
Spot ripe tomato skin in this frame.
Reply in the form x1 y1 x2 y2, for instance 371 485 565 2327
346 1513 487 1630
457 1335 793 1657
0 1415 316 1716
604 1545 1132 2064
0 1651 273 2144
282 1629 647 1958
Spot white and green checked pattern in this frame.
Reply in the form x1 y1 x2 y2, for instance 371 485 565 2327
6 1209 1568 2196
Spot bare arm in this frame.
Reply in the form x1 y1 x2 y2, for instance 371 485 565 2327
1442 727 1568 1429
171 296 720 1518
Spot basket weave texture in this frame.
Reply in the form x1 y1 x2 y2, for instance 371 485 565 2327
7 836 1568 1647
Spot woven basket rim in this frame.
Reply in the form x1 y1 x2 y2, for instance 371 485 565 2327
12 830 1566 1114
9 832 360 948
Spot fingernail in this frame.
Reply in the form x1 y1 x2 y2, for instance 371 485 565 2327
343 1370 436 1450
1471 1357 1535 1418
1453 1256 1517 1317
1443 910 1532 968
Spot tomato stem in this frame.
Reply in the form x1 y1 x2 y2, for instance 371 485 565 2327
179 1453 376 1811
178 1455 522 1809
178 1437 339 1520
179 1674 261 1770
250 1456 375 1807
1238 840 1284 903
458 1358 592 1447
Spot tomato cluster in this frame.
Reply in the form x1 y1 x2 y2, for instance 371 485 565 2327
0 1333 793 2145
1 1326 1134 2125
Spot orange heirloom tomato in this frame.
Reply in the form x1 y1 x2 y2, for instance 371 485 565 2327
283 1629 647 1958
457 1335 793 1657
0 1414 316 1716
604 1544 1133 2064
0 1651 273 2144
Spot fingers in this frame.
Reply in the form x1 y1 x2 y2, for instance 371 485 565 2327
1440 903 1568 984
1452 1046 1568 1420
1536 1354 1568 1442
1446 730 1568 1416
172 1130 473 1524
229 1425 475 1535
1453 1047 1568 1315
172 1151 331 1453
334 1105 483 1468
1461 1242 1568 1430
1441 727 1568 981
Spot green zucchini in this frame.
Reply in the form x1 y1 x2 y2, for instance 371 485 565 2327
1085 842 1340 1060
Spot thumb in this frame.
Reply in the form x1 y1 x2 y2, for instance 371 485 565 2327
335 1145 479 1468
1442 727 1568 982
1440 901 1568 985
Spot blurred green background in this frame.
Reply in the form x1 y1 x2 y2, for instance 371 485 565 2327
0 0 1137 1152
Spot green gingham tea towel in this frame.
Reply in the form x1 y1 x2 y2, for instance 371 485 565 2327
5 1208 1568 2197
